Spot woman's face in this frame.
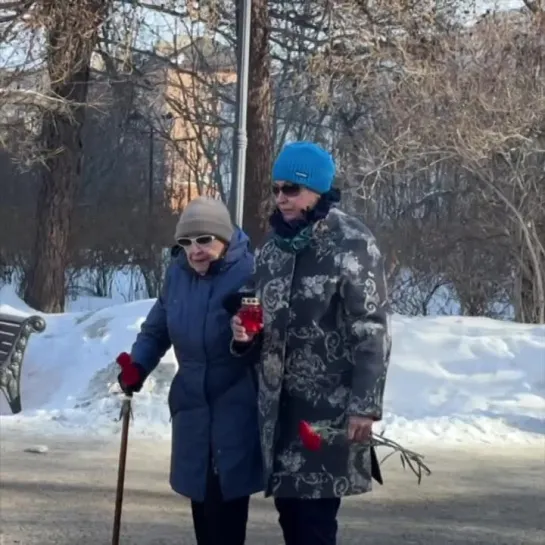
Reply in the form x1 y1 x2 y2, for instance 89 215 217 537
177 235 226 274
273 181 320 222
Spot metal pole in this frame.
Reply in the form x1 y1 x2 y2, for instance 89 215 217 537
229 0 252 228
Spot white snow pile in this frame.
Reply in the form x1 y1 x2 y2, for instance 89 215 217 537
1 285 544 445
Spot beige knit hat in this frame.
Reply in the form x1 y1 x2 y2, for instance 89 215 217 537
174 197 234 243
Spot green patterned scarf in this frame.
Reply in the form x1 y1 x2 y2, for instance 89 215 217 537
273 224 314 253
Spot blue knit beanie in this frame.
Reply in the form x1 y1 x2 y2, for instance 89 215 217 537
272 141 336 194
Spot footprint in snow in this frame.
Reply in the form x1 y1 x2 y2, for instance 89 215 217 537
24 445 49 455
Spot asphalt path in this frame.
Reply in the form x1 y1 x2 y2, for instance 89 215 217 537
0 431 544 544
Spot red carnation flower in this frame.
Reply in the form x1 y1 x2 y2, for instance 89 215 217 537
297 421 433 487
298 420 323 451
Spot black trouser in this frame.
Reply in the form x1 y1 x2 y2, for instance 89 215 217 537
274 497 341 545
191 462 250 545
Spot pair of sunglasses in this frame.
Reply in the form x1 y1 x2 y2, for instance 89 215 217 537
272 183 302 197
177 234 217 247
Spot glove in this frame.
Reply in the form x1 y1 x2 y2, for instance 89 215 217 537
116 352 145 395
222 290 256 316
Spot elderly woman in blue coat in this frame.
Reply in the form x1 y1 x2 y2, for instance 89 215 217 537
117 197 263 545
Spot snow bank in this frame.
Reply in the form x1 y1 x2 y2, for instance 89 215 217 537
1 285 543 445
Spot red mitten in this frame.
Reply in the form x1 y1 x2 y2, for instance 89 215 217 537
116 352 142 388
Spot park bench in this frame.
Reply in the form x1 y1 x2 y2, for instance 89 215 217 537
0 312 46 414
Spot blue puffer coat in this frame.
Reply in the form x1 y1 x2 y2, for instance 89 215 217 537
130 228 263 502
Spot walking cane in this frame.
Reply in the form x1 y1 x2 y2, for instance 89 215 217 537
112 355 134 545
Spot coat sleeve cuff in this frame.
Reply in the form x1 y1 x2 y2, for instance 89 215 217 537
346 394 383 421
230 339 255 356
230 333 263 359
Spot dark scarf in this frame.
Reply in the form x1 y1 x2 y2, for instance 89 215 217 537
269 188 341 253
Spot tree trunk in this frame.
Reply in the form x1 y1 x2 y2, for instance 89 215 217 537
24 0 108 312
242 0 273 247
517 251 545 324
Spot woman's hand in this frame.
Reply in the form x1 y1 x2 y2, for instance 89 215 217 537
231 315 256 343
116 352 145 395
347 416 374 443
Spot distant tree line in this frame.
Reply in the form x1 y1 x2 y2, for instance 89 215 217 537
0 0 543 323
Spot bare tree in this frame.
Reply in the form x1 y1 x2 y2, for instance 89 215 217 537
357 8 545 322
3 0 541 323
19 0 112 312
240 0 273 244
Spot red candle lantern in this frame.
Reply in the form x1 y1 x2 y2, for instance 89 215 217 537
237 297 263 335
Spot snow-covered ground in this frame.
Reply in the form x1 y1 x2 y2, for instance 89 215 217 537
0 285 543 446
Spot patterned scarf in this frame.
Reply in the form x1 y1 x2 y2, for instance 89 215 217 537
269 188 341 253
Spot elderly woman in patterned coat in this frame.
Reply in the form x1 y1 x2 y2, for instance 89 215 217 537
231 141 391 545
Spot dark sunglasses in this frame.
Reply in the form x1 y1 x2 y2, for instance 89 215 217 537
177 234 217 247
272 183 302 197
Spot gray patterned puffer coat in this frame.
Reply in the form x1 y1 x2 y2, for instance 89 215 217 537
234 207 391 499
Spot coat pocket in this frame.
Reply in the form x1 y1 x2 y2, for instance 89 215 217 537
168 372 185 418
